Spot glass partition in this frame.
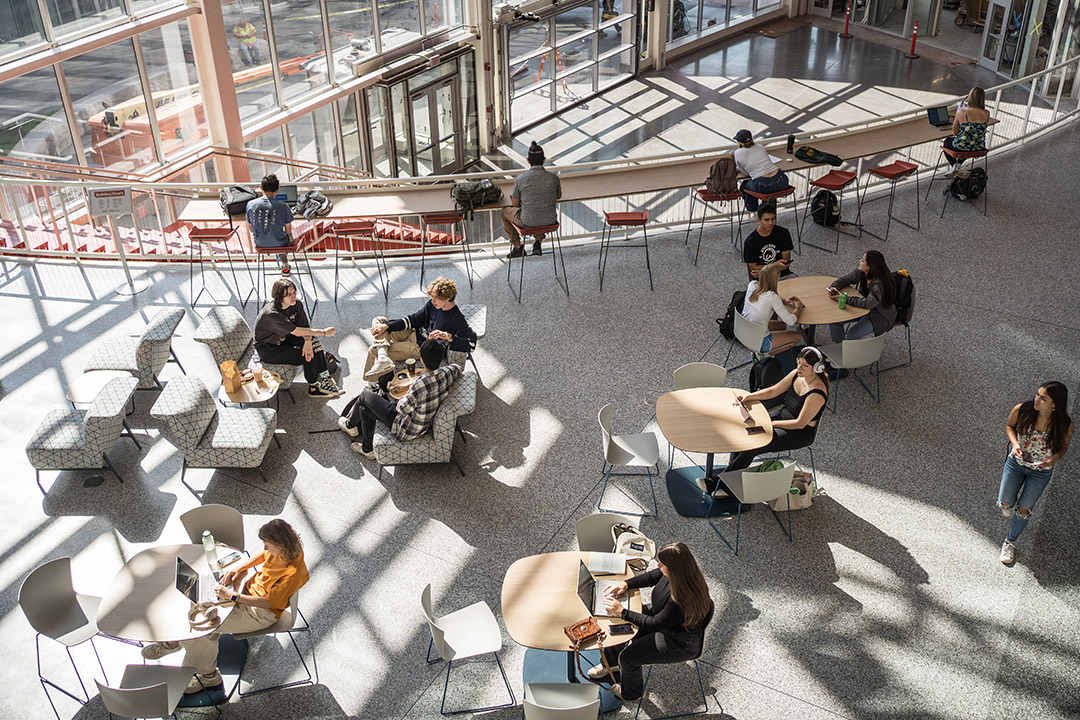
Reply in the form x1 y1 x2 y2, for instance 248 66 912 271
366 85 393 177
221 0 279 122
0 66 76 163
286 102 339 168
46 0 124 40
0 0 45 58
338 94 365 172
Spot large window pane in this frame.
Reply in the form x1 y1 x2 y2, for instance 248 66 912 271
64 40 153 170
458 53 478 167
268 2 330 105
245 126 285 181
669 0 691 40
555 2 594 45
0 0 45 59
429 0 463 32
139 21 207 159
286 103 339 168
366 85 393 177
389 82 411 176
221 2 279 121
729 0 753 23
599 48 632 89
511 86 551 128
327 0 376 77
338 94 365 173
379 0 421 51
558 32 595 74
509 19 550 61
46 0 124 39
557 66 593 108
0 66 75 163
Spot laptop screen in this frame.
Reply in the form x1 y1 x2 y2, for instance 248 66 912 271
576 560 595 614
927 106 950 125
275 184 298 203
175 557 199 603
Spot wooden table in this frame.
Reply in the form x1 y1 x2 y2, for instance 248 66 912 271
656 387 773 517
217 370 280 407
777 275 868 326
97 544 238 643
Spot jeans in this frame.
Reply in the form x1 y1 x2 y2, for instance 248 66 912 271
348 388 396 452
741 171 789 211
828 315 875 343
998 454 1054 542
602 631 701 701
256 336 327 384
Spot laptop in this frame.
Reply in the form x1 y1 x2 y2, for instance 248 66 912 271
576 560 628 618
926 106 952 129
175 557 219 604
274 184 299 203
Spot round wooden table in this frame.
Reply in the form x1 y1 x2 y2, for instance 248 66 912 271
217 370 280 406
776 275 867 326
656 387 773 517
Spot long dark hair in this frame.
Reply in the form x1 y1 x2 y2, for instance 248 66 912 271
863 250 895 308
656 542 711 629
1015 382 1073 455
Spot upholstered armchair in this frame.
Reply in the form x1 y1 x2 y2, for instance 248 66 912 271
193 306 298 396
85 307 185 389
26 376 140 491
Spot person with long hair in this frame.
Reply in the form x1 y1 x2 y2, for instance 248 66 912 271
733 129 789 212
997 382 1073 565
254 278 343 397
944 87 990 178
742 261 804 358
589 542 714 703
140 519 310 694
827 250 897 343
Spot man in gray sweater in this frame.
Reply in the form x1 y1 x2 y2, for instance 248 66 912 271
501 141 562 258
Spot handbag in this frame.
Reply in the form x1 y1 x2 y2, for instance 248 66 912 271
220 360 242 393
768 472 820 511
564 617 616 686
611 523 656 571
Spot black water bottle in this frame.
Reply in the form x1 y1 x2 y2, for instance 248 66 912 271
786 134 795 154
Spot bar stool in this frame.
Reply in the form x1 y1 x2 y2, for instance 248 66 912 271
861 160 919 242
741 186 802 250
506 222 567 303
330 220 383 302
600 210 652 291
255 242 318 318
684 189 743 264
925 147 988 218
188 226 255 310
800 170 860 254
420 211 475 290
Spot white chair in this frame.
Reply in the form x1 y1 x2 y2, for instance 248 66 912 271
723 311 769 371
598 404 660 517
708 462 795 555
232 589 317 696
574 512 635 553
524 682 601 720
670 362 728 464
95 665 200 720
420 583 514 715
818 334 888 412
180 504 246 554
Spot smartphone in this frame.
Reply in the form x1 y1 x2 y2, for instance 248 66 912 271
608 623 634 635
746 426 766 435
218 550 242 567
827 287 840 297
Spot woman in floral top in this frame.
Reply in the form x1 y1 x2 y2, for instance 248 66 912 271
997 382 1073 565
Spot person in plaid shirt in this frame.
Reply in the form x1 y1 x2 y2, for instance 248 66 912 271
341 339 462 459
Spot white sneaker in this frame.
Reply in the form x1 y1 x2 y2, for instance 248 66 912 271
337 415 358 437
350 442 376 460
1000 541 1016 565
999 503 1014 518
141 641 181 660
587 663 618 680
364 356 395 381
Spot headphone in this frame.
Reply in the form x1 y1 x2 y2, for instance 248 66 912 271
802 347 826 375
188 602 223 631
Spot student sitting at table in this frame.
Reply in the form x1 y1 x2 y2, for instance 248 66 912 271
742 261 804 359
140 519 309 695
827 250 896 343
590 541 714 703
943 86 990 179
743 202 794 281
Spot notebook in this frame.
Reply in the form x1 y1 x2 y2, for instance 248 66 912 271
587 552 627 575
926 106 952 129
175 557 218 604
576 560 627 618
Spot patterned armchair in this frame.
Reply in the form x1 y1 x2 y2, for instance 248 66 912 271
193 307 298 395
150 376 277 489
85 307 185 389
373 370 477 477
26 376 140 492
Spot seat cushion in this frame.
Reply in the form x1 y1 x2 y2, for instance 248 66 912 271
85 337 139 376
26 407 98 470
189 407 276 469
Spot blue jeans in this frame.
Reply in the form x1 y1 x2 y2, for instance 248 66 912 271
997 454 1054 542
741 171 789 211
829 315 875 343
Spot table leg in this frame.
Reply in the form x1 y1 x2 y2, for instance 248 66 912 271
566 651 578 683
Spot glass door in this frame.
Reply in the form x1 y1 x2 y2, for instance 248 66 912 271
980 0 1012 70
409 78 463 176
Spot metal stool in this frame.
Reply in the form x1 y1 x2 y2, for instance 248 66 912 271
506 222 567 303
420 211 475 290
861 160 919 242
255 242 318 318
925 147 988 218
330 220 383 302
800 170 860 253
600 210 652 291
684 189 742 264
741 185 802 250
188 226 254 310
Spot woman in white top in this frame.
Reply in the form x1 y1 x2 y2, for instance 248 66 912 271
733 129 789 212
742 262 803 355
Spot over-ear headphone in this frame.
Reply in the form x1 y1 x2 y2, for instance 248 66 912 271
803 347 826 375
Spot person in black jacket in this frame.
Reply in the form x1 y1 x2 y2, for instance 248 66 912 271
589 542 714 703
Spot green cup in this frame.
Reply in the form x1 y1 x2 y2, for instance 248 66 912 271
838 292 848 309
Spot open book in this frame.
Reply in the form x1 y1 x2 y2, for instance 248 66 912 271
587 552 628 575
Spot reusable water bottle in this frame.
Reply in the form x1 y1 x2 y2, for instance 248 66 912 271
786 134 795 154
202 530 220 573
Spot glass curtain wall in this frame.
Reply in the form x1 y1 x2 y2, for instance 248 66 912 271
670 0 781 42
0 66 76 163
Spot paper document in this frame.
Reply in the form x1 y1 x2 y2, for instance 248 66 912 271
587 552 628 575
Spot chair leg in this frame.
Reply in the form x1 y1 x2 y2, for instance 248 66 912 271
553 230 570 296
122 420 142 450
635 659 708 720
170 348 186 374
643 225 653 291
439 652 515 715
708 501 742 555
102 453 124 483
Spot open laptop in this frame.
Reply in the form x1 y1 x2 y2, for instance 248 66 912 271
175 557 218 604
274 184 299 204
926 106 953 129
576 559 627 618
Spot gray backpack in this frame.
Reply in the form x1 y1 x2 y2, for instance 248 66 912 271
451 179 503 219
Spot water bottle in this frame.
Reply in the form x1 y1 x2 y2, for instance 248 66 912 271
202 530 220 573
786 134 795 154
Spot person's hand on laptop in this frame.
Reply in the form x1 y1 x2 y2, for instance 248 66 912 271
603 595 624 615
214 585 234 602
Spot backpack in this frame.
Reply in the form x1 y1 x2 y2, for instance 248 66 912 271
811 190 840 227
892 269 914 328
949 167 987 201
672 0 688 37
794 146 843 167
749 356 785 409
705 156 738 195
610 523 656 571
717 290 747 341
219 184 258 216
451 179 503 220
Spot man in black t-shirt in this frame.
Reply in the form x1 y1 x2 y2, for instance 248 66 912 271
742 203 794 281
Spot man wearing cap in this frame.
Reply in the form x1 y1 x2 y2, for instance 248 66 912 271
502 141 562 258
733 129 789 212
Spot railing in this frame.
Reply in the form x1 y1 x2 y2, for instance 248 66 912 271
1 54 1077 263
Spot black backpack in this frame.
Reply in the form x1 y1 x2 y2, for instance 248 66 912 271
219 184 258 216
949 167 987 201
811 190 840 226
717 290 747 341
749 356 785 409
892 270 914 328
451 179 504 220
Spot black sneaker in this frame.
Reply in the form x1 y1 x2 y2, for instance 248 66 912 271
308 382 335 398
507 245 526 259
531 240 543 256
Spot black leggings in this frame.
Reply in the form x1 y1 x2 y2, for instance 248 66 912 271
726 422 817 472
256 336 327 384
602 631 701 701
348 388 396 453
